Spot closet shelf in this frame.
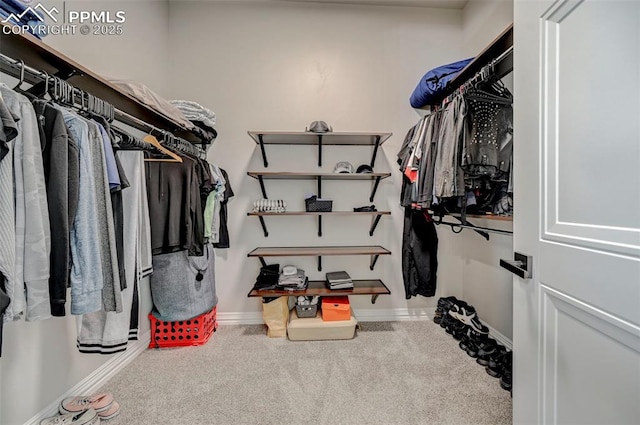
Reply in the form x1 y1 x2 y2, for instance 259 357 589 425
247 245 391 272
248 131 392 167
0 23 203 143
248 279 391 304
247 171 392 202
247 211 391 237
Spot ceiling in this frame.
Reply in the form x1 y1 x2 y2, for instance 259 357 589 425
281 0 469 8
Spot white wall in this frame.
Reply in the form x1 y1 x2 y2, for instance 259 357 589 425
165 0 464 319
453 0 514 339
0 2 168 424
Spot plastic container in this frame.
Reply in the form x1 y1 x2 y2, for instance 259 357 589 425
295 303 318 318
288 308 357 341
149 306 217 348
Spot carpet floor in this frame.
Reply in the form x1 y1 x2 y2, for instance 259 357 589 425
97 321 512 425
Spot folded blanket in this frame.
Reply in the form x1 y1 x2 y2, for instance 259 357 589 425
169 100 216 128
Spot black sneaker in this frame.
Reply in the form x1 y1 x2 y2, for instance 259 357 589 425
476 340 504 366
499 351 513 391
486 349 511 378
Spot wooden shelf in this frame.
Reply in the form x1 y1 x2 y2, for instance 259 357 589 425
248 171 391 202
247 172 391 180
248 131 392 167
247 211 390 216
248 246 390 257
248 131 392 146
0 24 202 142
248 211 391 237
248 245 391 272
248 279 391 298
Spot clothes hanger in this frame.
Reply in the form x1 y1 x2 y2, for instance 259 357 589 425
143 132 183 163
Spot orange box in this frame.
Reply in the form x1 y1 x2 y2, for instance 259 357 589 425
321 296 351 321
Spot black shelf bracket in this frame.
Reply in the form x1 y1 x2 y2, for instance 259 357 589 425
369 214 382 237
370 176 382 202
318 215 323 237
317 176 322 198
258 134 269 167
370 135 381 168
370 254 380 271
258 257 267 268
371 294 380 304
258 175 268 199
258 216 269 237
318 135 323 167
317 256 322 272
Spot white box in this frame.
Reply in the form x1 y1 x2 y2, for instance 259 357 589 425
287 308 357 341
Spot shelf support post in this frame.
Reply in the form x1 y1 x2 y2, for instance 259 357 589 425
318 215 323 237
317 256 322 272
258 134 269 167
370 254 380 271
258 175 268 199
369 214 382 237
370 176 381 202
259 257 267 268
370 135 381 168
371 294 379 304
318 135 323 167
258 216 269 237
317 176 322 198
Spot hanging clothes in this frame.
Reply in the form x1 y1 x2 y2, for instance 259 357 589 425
32 99 80 317
0 84 51 322
213 168 234 249
402 208 438 299
76 150 152 353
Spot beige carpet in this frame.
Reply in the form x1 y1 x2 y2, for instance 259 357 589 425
98 321 512 425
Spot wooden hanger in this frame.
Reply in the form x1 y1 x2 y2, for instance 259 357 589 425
143 133 183 163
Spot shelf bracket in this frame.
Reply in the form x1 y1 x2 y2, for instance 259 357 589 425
370 254 380 271
370 176 381 202
317 175 322 198
317 256 322 272
257 175 268 199
258 134 269 167
369 214 382 237
370 135 381 168
318 135 323 167
318 215 323 237
258 257 267 268
258 216 269 237
371 294 380 304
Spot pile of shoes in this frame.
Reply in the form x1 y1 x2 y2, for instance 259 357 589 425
40 393 120 424
434 297 512 393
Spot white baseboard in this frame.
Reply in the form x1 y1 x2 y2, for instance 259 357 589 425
486 324 513 350
216 311 264 325
23 332 150 425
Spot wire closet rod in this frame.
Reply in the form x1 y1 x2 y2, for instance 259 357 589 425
0 52 203 153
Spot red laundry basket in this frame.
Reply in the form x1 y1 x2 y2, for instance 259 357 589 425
149 306 218 348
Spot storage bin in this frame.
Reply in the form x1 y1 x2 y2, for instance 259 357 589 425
149 306 217 348
288 308 357 341
305 196 333 212
295 303 318 318
321 296 351 321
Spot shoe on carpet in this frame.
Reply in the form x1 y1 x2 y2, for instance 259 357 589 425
59 393 114 415
98 401 120 420
476 340 504 366
449 301 489 334
486 350 511 378
499 351 513 392
40 409 100 425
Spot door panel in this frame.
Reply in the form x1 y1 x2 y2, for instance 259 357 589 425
514 0 640 424
541 284 640 425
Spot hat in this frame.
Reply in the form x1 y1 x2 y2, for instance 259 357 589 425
356 164 373 174
333 161 354 173
306 121 333 133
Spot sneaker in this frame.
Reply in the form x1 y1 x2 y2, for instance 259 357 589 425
499 352 513 391
449 302 489 334
59 394 114 415
40 409 100 425
97 401 120 420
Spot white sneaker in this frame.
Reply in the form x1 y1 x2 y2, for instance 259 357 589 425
40 409 100 425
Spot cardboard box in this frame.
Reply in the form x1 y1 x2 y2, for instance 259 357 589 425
287 308 357 341
321 296 351 321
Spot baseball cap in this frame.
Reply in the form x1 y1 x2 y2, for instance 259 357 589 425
356 164 373 174
333 161 354 173
306 121 333 133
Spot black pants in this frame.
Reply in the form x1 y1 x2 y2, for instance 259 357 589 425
402 207 438 299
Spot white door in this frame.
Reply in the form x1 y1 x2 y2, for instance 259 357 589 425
512 1 640 424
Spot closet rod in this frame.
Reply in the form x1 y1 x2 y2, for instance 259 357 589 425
0 53 205 153
435 220 513 237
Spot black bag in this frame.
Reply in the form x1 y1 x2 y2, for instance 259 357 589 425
254 264 280 290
